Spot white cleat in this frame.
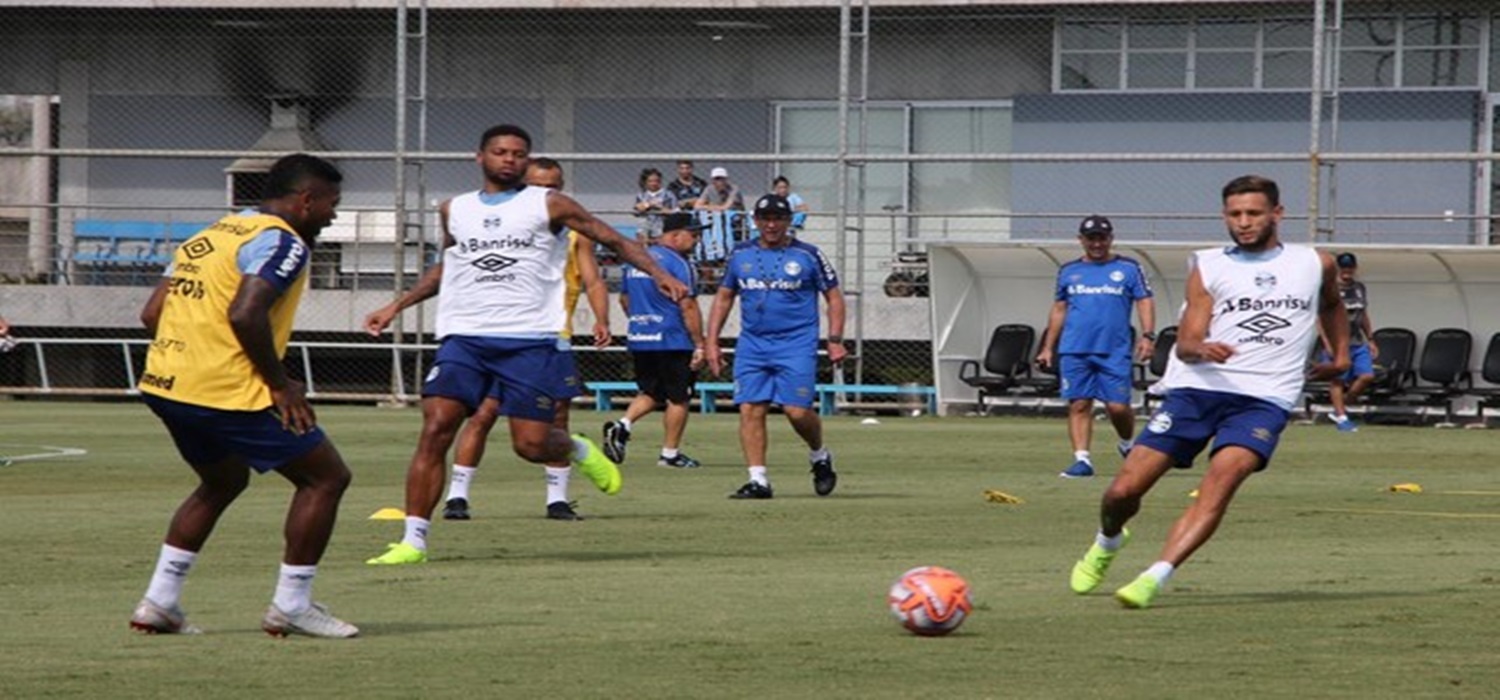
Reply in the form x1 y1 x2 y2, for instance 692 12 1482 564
129 597 202 635
261 602 360 639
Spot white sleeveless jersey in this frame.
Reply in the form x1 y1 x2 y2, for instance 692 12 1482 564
436 187 567 339
1161 244 1324 410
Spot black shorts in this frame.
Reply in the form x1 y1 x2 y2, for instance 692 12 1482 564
632 351 695 404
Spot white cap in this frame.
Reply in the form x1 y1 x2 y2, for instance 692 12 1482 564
710 167 729 179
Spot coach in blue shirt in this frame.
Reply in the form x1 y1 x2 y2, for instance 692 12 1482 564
601 213 708 469
706 194 845 500
1036 215 1156 479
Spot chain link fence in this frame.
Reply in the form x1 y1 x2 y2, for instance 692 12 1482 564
2 1 1498 406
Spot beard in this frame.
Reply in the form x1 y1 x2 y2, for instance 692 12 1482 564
1229 219 1277 251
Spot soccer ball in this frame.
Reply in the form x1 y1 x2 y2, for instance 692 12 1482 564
887 566 972 636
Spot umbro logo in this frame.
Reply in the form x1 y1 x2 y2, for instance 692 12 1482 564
182 238 215 260
1237 312 1292 335
471 253 518 272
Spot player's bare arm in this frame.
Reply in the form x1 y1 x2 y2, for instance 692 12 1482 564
680 294 707 370
1036 300 1068 370
549 191 689 302
364 200 454 336
824 287 848 365
1135 296 1157 362
1174 267 1234 364
576 240 612 347
1310 252 1352 380
228 276 314 434
704 286 738 377
140 278 170 335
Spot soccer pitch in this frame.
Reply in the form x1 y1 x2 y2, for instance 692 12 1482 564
1 402 1496 698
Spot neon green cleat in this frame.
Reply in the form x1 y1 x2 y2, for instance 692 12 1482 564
1115 573 1161 609
365 542 427 565
572 435 622 495
1069 528 1130 594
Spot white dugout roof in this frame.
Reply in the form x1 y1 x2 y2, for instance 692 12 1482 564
928 242 1500 414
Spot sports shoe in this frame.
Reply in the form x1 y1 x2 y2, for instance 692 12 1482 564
365 542 427 566
658 452 701 469
1335 419 1358 433
572 435 622 495
1060 460 1095 479
262 602 360 639
602 421 631 464
442 497 471 521
810 452 838 496
546 500 584 521
129 597 201 635
729 481 773 500
1117 440 1133 459
1115 573 1162 609
1069 528 1130 594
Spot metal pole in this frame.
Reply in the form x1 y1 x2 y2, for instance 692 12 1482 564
411 0 430 397
834 0 851 276
391 0 409 400
1307 0 1326 242
853 0 870 385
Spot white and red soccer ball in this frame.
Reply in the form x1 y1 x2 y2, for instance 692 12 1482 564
888 566 972 636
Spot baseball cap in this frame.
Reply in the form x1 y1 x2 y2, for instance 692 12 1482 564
710 167 729 179
661 212 708 234
1078 215 1113 237
753 194 792 218
1336 252 1358 268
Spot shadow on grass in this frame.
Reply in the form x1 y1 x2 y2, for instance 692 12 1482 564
1167 587 1443 608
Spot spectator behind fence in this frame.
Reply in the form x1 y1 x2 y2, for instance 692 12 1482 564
667 160 707 211
634 167 678 239
695 167 744 213
772 176 810 214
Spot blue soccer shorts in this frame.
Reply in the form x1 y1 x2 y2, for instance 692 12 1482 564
1059 352 1134 405
144 394 326 473
425 335 581 422
732 335 817 409
1134 387 1292 471
1319 344 1374 384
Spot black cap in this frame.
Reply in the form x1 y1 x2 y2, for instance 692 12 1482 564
661 212 708 234
753 194 793 218
1336 252 1358 268
1079 215 1113 237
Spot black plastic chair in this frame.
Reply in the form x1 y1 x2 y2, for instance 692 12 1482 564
1470 332 1500 422
958 324 1035 409
1132 326 1177 414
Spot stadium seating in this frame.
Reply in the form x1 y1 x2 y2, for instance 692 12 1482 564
1383 328 1473 426
1468 332 1500 423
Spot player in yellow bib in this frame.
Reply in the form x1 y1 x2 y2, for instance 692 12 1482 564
129 154 359 638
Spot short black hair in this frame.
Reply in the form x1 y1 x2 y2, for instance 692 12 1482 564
263 154 342 199
772 175 790 187
479 124 533 151
1222 175 1280 208
531 156 563 174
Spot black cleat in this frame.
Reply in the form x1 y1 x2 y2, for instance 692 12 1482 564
442 497 471 520
810 452 838 496
657 453 702 469
602 421 631 464
728 481 774 500
546 500 584 521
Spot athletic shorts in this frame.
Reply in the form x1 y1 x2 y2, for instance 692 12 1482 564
425 335 581 422
633 351 695 404
732 335 818 409
1134 387 1291 471
1319 344 1374 384
143 394 326 474
1059 352 1134 405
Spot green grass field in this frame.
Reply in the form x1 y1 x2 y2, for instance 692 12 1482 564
1 402 1497 699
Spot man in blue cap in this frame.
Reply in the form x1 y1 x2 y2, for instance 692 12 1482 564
705 194 846 499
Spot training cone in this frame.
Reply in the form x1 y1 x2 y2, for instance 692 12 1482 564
369 507 407 520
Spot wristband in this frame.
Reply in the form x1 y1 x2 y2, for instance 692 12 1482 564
1142 332 1158 341
827 336 843 344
